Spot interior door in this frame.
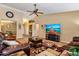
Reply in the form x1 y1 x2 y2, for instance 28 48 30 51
0 20 17 40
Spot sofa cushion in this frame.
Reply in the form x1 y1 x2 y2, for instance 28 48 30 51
47 48 60 56
42 40 55 48
16 38 29 45
36 50 56 56
54 42 67 47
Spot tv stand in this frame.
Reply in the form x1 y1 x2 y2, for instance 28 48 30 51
46 34 60 42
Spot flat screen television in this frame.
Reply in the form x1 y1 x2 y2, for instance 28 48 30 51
45 24 61 33
45 24 61 42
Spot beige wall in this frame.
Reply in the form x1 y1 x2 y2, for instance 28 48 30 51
0 4 25 38
34 11 79 43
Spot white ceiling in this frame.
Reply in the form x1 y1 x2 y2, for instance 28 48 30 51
2 3 79 14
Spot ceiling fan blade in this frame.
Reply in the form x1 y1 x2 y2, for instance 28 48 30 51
27 10 33 12
35 13 38 16
29 12 34 15
37 12 44 14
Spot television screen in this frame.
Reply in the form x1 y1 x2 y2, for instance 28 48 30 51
45 24 61 33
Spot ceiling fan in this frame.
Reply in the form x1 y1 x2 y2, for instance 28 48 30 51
27 4 44 16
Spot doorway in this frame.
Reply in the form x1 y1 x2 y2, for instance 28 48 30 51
29 24 32 37
0 20 17 40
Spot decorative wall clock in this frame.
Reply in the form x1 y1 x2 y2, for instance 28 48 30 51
6 11 14 18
